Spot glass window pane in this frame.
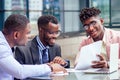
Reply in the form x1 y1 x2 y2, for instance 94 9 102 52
4 0 26 20
64 0 79 10
64 0 80 32
64 12 80 32
29 0 42 23
111 0 120 27
43 0 61 22
90 0 109 26
29 0 43 36
29 0 43 10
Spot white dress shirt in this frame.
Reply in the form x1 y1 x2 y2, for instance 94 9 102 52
0 31 51 80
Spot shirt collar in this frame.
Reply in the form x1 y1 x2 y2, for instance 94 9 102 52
102 28 107 43
36 36 49 51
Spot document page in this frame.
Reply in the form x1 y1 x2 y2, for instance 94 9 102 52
75 41 103 70
50 71 69 76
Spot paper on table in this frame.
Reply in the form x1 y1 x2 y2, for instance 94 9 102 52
66 68 83 72
75 41 103 70
50 71 69 76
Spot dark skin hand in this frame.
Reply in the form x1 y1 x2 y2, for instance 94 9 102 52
52 56 67 66
91 54 109 68
48 62 67 73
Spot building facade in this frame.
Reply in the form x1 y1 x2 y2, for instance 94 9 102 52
0 0 120 37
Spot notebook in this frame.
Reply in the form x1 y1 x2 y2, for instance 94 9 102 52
83 43 119 74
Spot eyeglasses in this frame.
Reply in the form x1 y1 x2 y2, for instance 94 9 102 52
83 21 97 30
41 27 61 36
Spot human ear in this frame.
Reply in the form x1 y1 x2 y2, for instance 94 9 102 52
100 18 104 24
39 28 42 31
13 31 20 39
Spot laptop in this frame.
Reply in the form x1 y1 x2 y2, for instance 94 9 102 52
83 43 119 74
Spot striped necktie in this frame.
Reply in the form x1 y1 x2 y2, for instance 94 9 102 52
42 49 49 63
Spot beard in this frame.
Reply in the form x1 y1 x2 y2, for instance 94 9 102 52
44 37 57 47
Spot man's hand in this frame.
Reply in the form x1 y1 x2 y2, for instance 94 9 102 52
52 56 67 66
91 54 109 68
48 63 67 73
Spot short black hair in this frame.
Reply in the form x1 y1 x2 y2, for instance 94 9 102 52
79 7 101 23
3 14 29 34
37 15 58 28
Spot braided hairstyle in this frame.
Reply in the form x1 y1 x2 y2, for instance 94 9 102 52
79 7 101 23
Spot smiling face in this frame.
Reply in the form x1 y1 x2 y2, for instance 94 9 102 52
40 22 60 46
83 16 105 41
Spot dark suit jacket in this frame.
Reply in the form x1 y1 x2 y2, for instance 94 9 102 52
15 37 61 65
14 37 69 80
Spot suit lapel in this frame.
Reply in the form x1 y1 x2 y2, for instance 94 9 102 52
48 46 56 61
30 37 41 64
48 48 52 61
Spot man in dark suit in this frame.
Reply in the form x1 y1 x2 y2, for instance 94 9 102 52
15 37 62 65
15 15 69 77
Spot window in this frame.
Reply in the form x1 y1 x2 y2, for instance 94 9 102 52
111 0 120 27
90 0 109 27
29 0 42 36
28 0 82 37
64 0 80 33
4 0 26 20
3 0 83 38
